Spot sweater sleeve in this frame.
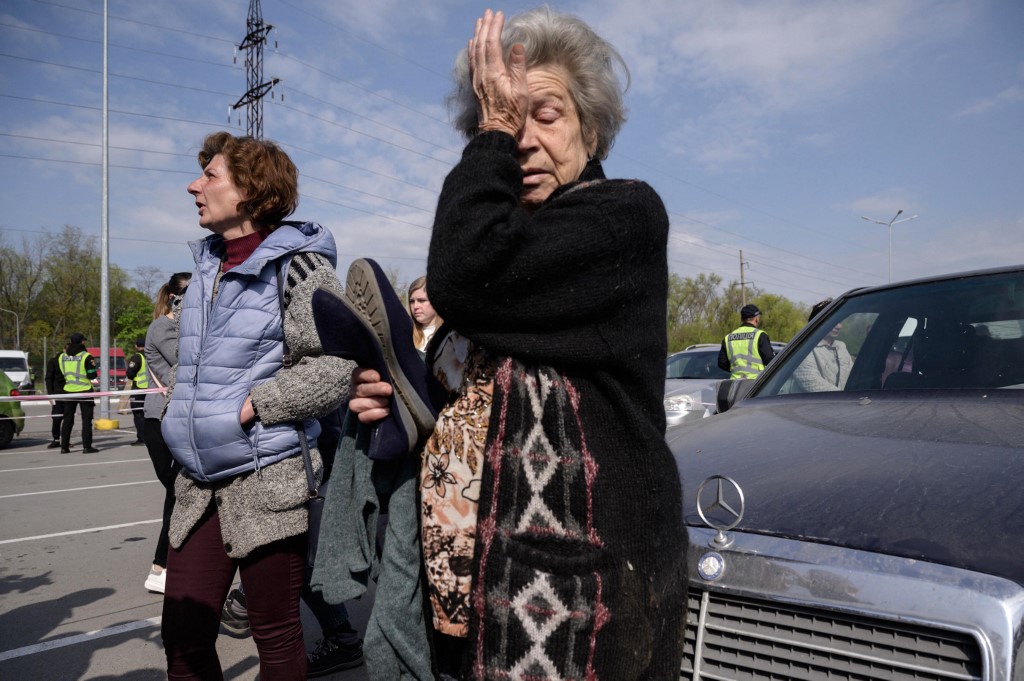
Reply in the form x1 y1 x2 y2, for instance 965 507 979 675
250 253 354 425
427 131 669 368
145 318 176 387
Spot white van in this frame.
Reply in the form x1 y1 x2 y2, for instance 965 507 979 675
0 350 34 393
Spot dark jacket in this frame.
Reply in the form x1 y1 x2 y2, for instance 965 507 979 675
45 353 65 395
428 131 687 680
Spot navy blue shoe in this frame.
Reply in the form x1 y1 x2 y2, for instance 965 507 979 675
312 259 442 460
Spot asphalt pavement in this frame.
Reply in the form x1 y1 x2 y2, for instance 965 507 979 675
0 399 373 681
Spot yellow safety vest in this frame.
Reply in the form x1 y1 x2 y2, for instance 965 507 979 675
724 325 766 380
133 354 149 389
60 351 93 393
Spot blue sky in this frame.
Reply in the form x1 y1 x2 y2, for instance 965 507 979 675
1 0 1022 305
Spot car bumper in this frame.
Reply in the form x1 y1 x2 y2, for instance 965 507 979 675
681 526 1023 680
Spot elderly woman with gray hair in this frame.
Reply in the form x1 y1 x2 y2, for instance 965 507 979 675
347 7 687 679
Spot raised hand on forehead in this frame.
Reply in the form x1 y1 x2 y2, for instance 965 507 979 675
469 9 528 138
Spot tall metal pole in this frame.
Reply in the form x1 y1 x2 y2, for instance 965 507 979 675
739 250 746 306
99 0 111 416
861 210 919 283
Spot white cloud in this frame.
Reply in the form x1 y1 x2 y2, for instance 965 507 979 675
954 84 1024 118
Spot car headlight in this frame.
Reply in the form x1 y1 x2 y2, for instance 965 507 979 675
664 394 695 413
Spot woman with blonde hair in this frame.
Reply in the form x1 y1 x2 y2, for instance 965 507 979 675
407 276 442 353
141 271 191 594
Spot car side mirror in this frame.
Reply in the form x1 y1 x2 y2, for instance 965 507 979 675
716 379 755 413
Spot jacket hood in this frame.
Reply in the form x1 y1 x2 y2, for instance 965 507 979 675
188 221 337 275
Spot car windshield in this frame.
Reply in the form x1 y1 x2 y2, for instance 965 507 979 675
759 269 1024 395
0 357 28 372
667 350 729 380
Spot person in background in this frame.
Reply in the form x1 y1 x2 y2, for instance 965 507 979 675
408 276 442 354
141 271 191 594
345 8 687 678
160 131 351 681
791 320 853 392
124 338 148 446
719 303 776 379
59 332 98 454
44 344 67 449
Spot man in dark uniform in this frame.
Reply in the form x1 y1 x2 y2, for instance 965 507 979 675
44 345 67 448
125 338 148 445
719 304 776 379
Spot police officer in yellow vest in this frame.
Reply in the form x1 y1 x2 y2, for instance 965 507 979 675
59 332 99 454
718 304 776 380
125 338 148 445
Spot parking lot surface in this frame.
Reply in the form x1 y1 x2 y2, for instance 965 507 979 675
0 399 371 680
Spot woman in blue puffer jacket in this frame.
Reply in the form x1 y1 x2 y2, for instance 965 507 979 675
160 131 352 681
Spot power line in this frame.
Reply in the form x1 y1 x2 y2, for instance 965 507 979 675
270 0 448 80
0 20 238 70
0 52 236 98
277 101 455 166
0 132 192 157
282 84 458 156
30 0 236 44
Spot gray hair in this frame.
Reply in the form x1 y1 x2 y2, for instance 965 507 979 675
447 6 630 160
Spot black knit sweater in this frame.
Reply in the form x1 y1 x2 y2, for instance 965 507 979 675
428 131 687 680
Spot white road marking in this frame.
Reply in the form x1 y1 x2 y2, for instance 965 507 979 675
0 519 161 545
0 617 162 661
0 480 159 499
0 459 151 472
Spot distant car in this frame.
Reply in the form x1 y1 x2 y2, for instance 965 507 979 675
670 265 1024 679
87 346 127 390
664 341 786 427
664 344 728 427
0 370 26 449
0 349 34 393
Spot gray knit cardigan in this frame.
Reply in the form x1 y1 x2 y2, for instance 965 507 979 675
168 252 353 558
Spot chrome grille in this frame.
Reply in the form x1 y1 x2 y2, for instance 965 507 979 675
682 590 982 680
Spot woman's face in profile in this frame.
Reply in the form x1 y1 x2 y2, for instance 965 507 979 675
409 286 437 327
515 65 594 211
187 153 246 235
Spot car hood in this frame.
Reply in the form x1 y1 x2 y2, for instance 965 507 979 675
668 391 1024 584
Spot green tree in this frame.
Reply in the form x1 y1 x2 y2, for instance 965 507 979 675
749 293 809 344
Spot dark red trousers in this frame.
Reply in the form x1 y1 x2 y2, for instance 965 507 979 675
162 506 307 681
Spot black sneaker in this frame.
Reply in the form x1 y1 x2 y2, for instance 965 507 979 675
82 447 99 453
47 440 61 449
307 636 364 677
220 588 251 638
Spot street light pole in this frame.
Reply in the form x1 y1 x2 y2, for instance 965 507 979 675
861 210 919 283
0 308 20 348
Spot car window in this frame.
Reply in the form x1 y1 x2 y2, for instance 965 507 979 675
759 270 1024 395
667 351 729 380
0 357 28 372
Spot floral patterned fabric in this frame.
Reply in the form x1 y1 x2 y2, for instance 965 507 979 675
421 331 495 636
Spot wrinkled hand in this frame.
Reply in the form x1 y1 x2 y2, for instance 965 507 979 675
348 367 393 424
470 9 527 137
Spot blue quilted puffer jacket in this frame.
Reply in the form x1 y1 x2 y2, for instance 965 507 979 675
162 221 335 483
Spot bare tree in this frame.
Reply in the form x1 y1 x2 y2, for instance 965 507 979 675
133 266 164 300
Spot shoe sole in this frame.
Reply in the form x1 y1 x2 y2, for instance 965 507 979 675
345 259 437 444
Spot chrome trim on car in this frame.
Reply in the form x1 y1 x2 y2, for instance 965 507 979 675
683 526 1024 680
695 475 745 549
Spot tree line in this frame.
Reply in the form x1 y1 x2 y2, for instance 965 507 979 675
0 226 152 379
1 225 817 382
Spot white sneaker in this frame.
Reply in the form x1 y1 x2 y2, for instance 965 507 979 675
144 567 166 594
